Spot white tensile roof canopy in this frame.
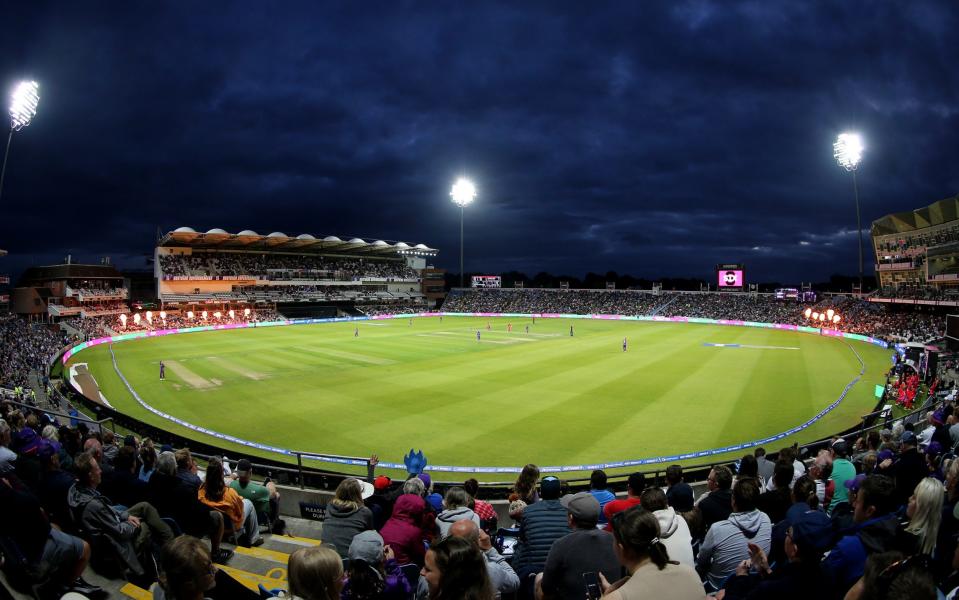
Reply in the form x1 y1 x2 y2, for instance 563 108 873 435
159 227 438 257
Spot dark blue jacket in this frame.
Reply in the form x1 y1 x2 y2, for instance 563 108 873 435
511 499 570 578
821 513 900 593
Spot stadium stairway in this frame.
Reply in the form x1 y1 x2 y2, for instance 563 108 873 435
0 516 324 600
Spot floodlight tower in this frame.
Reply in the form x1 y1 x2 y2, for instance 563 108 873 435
833 132 864 293
450 177 476 288
0 81 40 204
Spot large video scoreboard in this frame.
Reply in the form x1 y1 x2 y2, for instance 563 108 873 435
471 275 502 288
716 263 744 288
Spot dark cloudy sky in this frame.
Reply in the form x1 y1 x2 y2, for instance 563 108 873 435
1 1 957 283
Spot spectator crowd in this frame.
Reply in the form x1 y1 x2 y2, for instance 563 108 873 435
159 253 418 281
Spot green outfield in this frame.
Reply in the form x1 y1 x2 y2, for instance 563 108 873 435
67 317 892 479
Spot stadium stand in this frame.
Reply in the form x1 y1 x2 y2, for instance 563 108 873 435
3 288 959 598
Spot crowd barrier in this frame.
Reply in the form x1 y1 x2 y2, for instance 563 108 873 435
63 312 890 474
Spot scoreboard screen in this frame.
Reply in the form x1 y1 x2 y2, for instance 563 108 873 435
471 275 502 288
716 264 744 288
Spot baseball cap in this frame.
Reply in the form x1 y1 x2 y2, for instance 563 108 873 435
236 459 252 475
926 442 944 457
348 530 384 564
900 431 917 445
374 475 392 491
790 510 833 554
831 439 849 455
843 473 867 493
561 492 600 522
540 476 561 498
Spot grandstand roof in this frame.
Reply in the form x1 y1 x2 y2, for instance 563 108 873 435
19 263 125 284
158 227 438 257
871 194 959 236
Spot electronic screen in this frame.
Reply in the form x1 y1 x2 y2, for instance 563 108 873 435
717 269 744 287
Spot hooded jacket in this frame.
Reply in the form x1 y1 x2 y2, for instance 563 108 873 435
653 507 695 568
436 506 480 539
380 494 428 566
697 509 772 590
320 501 374 558
821 514 901 592
67 482 144 576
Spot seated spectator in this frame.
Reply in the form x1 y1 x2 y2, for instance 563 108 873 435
537 492 621 600
0 472 102 597
696 478 771 591
147 452 232 562
288 545 345 600
448 519 519 599
848 551 937 600
589 469 616 526
735 455 763 491
829 439 857 515
0 418 16 474
722 509 833 599
342 530 412 600
367 475 396 531
198 457 262 547
154 536 217 600
879 431 925 509
755 447 775 484
698 465 734 531
436 486 481 539
666 464 695 513
99 445 149 509
821 475 903 594
640 487 695 569
769 475 819 566
420 535 494 600
757 460 794 524
600 507 705 599
902 477 943 555
36 439 76 528
139 440 157 482
380 494 429 566
510 476 571 583
419 473 444 514
509 464 540 519
229 458 282 533
603 472 645 531
319 477 374 558
464 478 498 534
67 451 174 580
175 448 203 491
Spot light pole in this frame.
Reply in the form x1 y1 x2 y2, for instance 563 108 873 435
0 81 40 204
833 132 864 293
450 177 476 288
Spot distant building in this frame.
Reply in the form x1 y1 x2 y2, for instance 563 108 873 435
871 194 959 290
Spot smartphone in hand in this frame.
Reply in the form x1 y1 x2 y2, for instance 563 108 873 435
583 572 602 600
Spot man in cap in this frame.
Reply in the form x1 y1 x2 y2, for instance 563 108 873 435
723 509 834 598
536 492 620 600
510 476 571 586
229 458 282 533
448 519 519 599
877 430 924 507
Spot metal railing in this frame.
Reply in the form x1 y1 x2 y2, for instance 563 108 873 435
0 398 116 435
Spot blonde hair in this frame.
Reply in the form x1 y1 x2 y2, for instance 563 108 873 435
288 545 344 600
330 478 363 511
905 477 944 555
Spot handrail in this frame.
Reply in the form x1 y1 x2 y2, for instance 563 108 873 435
0 398 115 435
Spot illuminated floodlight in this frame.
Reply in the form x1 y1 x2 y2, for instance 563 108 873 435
229 309 235 319
187 311 194 319
819 313 826 322
804 308 812 318
450 178 476 208
833 314 841 324
826 309 835 320
214 311 222 320
812 311 819 320
133 313 141 325
146 311 153 323
202 310 208 320
833 132 863 172
159 311 166 321
119 314 127 325
9 81 39 131
243 308 250 317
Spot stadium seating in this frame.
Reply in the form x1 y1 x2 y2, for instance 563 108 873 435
1 289 956 598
